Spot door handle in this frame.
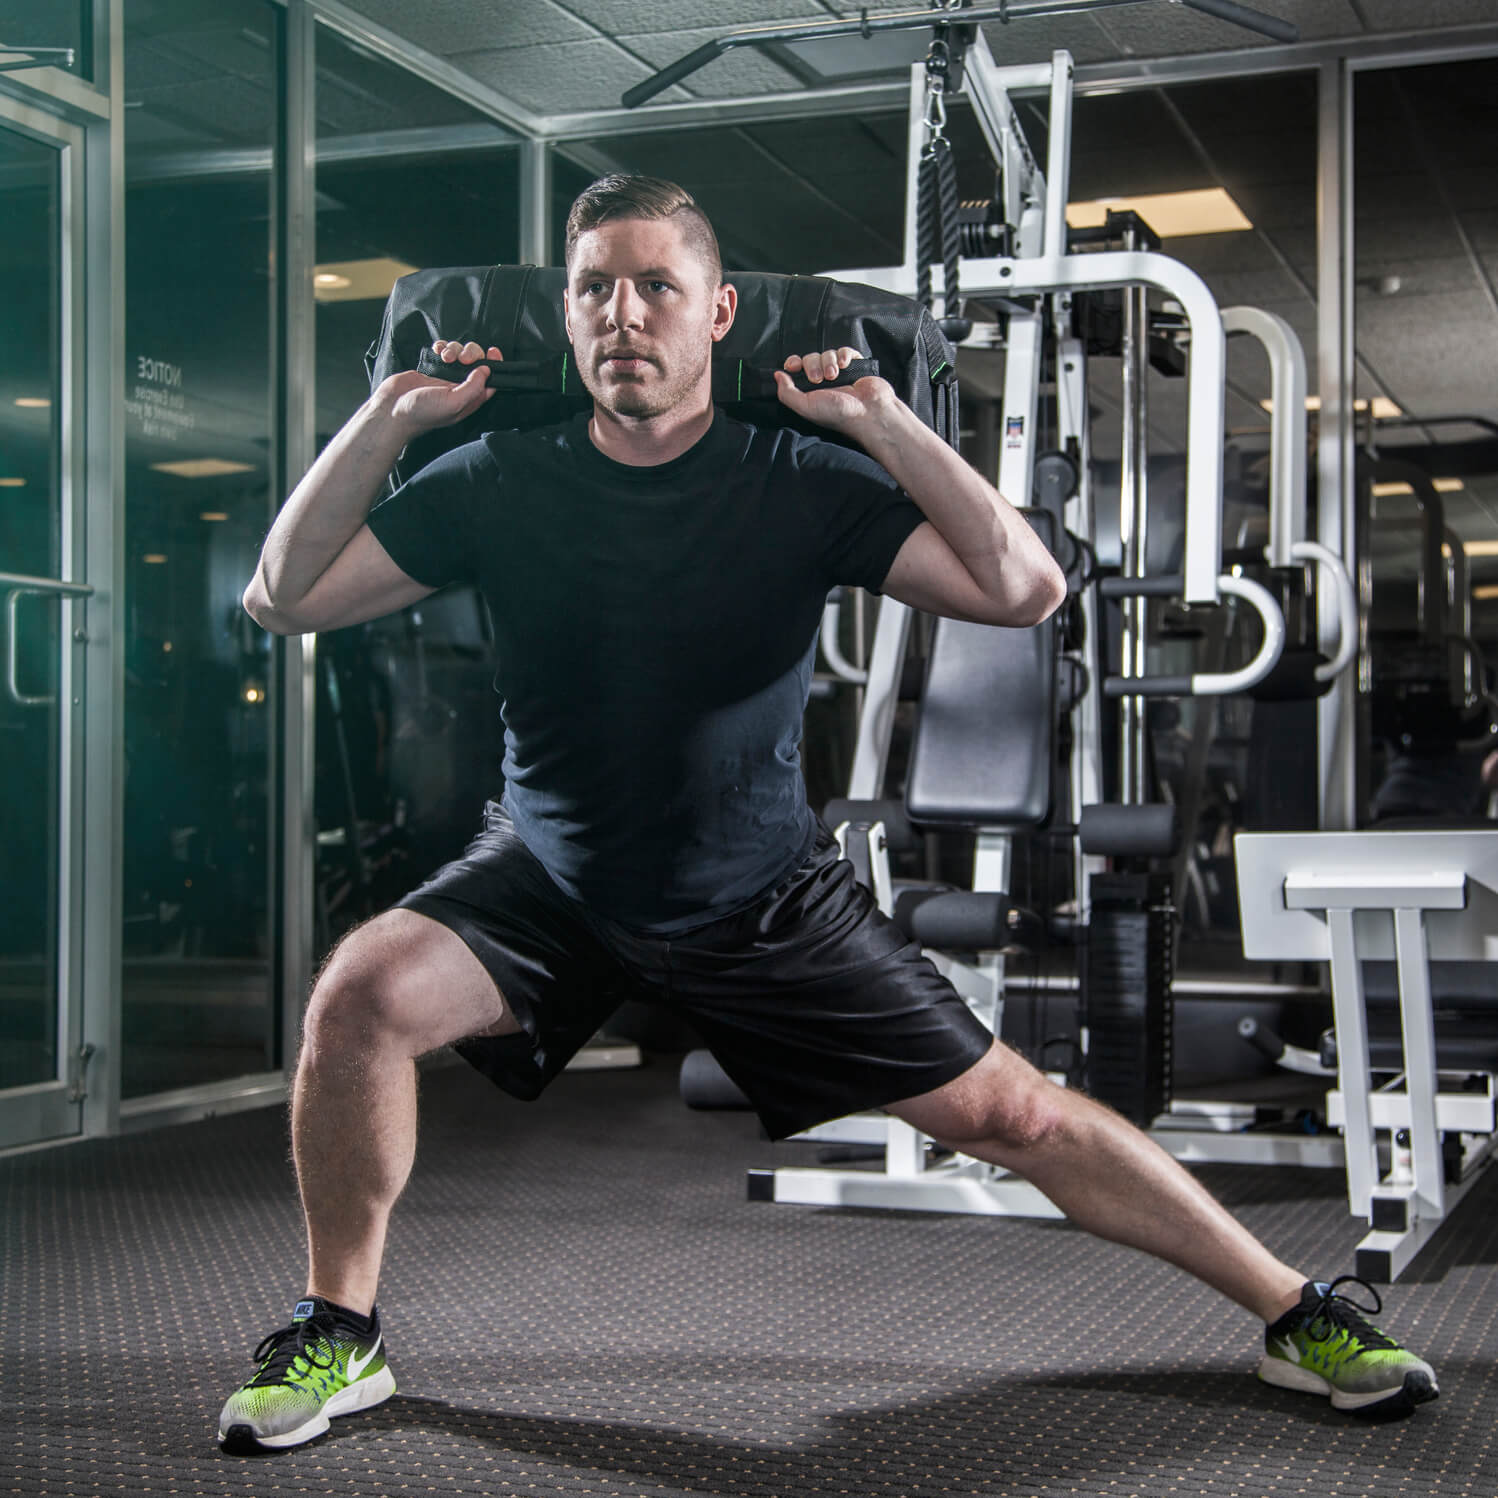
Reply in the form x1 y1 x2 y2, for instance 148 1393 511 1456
1 571 94 708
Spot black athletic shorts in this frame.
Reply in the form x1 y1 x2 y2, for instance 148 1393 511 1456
398 801 993 1139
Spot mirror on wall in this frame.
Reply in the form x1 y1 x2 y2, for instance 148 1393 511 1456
1354 56 1498 830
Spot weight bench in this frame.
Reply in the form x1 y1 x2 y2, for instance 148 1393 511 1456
1235 830 1498 1281
747 548 1067 1213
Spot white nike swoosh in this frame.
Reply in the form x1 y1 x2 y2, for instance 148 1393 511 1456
346 1334 382 1381
1272 1335 1300 1361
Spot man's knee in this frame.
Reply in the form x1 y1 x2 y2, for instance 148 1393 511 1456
305 927 420 1052
303 911 503 1057
890 1045 1069 1154
949 1083 1066 1154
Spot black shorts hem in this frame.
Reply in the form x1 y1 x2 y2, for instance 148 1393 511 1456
397 892 558 1102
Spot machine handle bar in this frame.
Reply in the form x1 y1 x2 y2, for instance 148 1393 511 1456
1288 540 1358 683
1102 572 1285 698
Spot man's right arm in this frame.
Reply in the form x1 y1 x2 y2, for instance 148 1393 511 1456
244 354 496 636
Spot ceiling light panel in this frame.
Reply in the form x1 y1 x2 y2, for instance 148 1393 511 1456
149 459 257 479
312 257 420 302
1066 187 1251 237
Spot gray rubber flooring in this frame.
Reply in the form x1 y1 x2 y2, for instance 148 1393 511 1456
4 1059 1498 1497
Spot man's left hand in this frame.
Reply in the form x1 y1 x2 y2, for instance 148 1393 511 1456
774 346 895 437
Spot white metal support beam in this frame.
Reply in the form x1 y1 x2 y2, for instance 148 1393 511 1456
276 0 319 1081
519 137 552 266
1316 59 1357 831
79 0 125 1141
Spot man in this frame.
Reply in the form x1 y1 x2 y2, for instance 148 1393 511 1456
221 175 1435 1453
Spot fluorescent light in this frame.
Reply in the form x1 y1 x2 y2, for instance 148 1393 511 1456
142 553 168 564
1475 584 1498 600
1261 395 1404 419
199 511 229 522
1464 539 1498 558
312 257 419 303
149 458 256 479
1066 187 1251 237
14 397 50 409
0 477 25 488
1370 477 1466 498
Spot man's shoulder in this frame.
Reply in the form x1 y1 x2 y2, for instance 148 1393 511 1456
725 411 886 476
479 413 587 463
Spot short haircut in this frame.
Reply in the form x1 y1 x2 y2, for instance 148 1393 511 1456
563 174 722 288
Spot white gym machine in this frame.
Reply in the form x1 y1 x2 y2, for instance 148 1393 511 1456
755 31 1354 1214
1236 831 1498 1281
634 3 1379 1221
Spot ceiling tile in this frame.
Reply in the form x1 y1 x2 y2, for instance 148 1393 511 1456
618 26 810 98
452 37 685 113
974 14 1123 66
130 75 275 143
139 17 276 80
125 40 208 91
1356 0 1498 28
556 0 826 32
1358 291 1498 415
1091 0 1360 56
336 0 591 53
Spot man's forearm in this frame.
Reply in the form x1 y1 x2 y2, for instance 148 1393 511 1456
253 400 409 613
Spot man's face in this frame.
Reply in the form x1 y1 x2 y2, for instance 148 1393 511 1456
564 216 733 420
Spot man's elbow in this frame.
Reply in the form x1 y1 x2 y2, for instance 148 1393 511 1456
242 579 306 636
1005 557 1068 628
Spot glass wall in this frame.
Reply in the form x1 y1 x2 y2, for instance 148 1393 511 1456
119 0 278 1097
1355 57 1498 828
0 2 93 83
0 128 64 1090
310 23 520 959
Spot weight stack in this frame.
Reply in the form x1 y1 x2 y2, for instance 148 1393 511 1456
1083 872 1174 1125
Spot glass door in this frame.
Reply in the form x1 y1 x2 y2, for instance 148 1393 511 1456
0 100 90 1149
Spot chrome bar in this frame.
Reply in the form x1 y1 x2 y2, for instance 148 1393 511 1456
1118 222 1150 802
0 572 94 595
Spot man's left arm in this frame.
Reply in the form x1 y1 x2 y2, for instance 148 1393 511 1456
776 347 1066 628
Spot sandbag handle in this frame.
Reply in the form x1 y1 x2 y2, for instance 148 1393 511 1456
415 346 881 400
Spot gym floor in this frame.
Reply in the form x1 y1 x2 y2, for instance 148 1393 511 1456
4 1058 1496 1498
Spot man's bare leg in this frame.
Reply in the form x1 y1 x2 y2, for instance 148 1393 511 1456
292 908 520 1315
888 1041 1304 1323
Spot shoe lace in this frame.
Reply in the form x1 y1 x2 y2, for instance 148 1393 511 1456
1303 1275 1398 1352
247 1313 340 1388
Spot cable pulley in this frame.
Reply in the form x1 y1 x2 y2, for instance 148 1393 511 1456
915 15 974 344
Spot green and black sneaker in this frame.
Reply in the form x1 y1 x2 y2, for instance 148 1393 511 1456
218 1296 395 1452
1258 1277 1438 1417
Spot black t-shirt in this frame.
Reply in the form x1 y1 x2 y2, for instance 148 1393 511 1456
366 407 923 931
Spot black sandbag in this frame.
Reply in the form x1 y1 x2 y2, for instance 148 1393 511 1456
365 264 958 490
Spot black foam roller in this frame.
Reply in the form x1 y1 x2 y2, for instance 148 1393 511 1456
895 889 1012 948
679 1049 752 1110
1078 803 1180 858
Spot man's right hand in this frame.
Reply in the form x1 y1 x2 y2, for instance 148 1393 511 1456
375 342 503 438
